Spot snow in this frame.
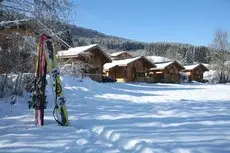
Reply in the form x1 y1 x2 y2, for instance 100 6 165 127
203 70 219 83
110 51 128 57
57 44 98 57
184 64 209 72
58 44 97 56
146 56 171 63
151 61 174 70
184 64 200 70
103 62 117 70
150 61 183 70
0 19 31 28
1 76 230 153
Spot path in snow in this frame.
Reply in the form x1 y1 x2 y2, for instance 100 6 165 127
1 77 230 153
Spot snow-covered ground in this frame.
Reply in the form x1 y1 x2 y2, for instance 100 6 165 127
1 76 230 153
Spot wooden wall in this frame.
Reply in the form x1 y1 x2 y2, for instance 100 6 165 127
106 58 153 82
163 64 180 83
149 63 182 83
189 67 205 82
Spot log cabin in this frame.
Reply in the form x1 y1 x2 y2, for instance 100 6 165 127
110 51 133 60
149 61 185 83
0 17 38 73
104 56 156 82
0 17 36 51
0 17 37 37
57 44 112 82
183 63 209 82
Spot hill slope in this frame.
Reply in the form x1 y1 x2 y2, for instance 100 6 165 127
68 25 212 64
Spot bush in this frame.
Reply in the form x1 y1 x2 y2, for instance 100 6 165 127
0 73 34 98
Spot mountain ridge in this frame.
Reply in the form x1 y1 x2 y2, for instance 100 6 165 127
68 25 211 64
70 25 206 47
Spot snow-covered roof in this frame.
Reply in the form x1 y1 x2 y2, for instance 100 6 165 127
150 61 184 70
104 56 140 70
110 51 130 57
184 64 200 70
104 56 154 70
104 62 117 70
154 61 174 69
57 44 98 57
146 56 171 63
57 44 111 62
184 63 209 71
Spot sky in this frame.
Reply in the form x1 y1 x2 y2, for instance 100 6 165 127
73 0 230 46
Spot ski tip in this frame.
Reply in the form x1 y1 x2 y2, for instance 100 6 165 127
41 34 52 40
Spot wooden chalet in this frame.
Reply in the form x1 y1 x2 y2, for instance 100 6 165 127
0 18 37 38
183 64 209 82
110 51 133 60
0 15 39 73
104 56 156 82
57 44 112 82
149 61 185 83
0 17 37 51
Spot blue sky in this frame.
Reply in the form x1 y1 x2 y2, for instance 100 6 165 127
73 0 230 46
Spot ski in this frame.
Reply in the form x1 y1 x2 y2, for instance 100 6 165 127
42 34 69 126
33 42 41 125
28 34 69 126
37 35 47 126
28 37 47 126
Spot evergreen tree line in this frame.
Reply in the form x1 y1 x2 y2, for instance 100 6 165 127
69 24 212 64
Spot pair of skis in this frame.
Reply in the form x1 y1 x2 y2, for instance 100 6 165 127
29 34 69 126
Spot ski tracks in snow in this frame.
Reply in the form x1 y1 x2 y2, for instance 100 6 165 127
90 125 162 153
62 127 121 153
64 124 162 153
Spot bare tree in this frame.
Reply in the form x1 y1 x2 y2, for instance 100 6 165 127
165 45 182 62
210 30 230 83
0 0 74 98
1 0 73 20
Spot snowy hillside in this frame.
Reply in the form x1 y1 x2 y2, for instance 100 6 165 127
1 76 230 153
